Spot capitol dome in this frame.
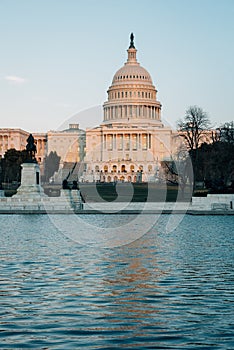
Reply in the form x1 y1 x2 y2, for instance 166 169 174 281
112 63 153 86
103 34 162 125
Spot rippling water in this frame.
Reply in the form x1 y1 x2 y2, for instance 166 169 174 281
0 214 233 349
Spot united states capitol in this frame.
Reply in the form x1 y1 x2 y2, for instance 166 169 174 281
0 34 185 184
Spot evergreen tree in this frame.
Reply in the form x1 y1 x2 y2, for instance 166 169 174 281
44 151 61 182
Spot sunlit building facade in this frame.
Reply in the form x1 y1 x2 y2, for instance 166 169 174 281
84 34 175 182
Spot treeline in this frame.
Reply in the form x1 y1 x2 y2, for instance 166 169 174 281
0 149 28 186
191 137 234 192
163 106 234 193
0 150 60 187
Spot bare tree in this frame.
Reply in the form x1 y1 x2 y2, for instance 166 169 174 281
177 106 211 151
161 146 193 199
218 121 234 143
177 106 211 191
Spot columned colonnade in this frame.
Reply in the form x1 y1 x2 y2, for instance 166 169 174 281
102 132 152 151
104 105 161 121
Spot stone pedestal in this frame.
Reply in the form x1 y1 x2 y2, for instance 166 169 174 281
14 162 46 199
0 190 4 197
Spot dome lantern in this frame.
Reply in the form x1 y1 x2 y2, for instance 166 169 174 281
127 32 137 64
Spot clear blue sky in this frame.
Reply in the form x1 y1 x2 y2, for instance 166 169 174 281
0 0 233 132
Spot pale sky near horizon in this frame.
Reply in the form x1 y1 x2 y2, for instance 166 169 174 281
0 0 233 132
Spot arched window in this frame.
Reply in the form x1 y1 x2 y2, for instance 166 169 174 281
112 165 117 173
130 164 135 172
104 165 108 173
121 165 126 172
95 165 99 172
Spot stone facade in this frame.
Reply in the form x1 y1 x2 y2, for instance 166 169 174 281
84 36 177 183
47 124 85 164
14 163 45 199
0 128 47 167
0 124 85 177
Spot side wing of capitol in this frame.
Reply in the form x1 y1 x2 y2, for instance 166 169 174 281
83 34 176 183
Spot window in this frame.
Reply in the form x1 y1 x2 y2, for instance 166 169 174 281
129 106 132 117
125 134 130 150
107 134 113 150
132 134 137 150
142 134 147 150
118 134 123 150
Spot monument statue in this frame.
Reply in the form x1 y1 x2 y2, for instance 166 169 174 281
26 134 37 162
129 32 135 49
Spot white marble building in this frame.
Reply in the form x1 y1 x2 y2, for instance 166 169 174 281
84 34 176 183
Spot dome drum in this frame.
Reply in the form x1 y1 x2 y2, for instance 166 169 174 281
102 35 162 126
